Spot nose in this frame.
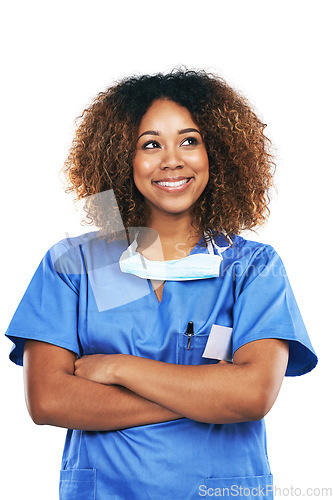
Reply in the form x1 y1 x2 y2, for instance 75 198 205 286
160 147 184 170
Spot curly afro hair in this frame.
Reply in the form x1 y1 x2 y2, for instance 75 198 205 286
63 69 275 242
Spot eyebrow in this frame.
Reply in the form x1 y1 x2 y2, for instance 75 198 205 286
137 128 201 141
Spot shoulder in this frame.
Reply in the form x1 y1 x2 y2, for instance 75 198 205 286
220 234 288 297
216 233 286 291
48 230 128 275
220 233 278 269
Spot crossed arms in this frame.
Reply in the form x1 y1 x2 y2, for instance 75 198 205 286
23 338 288 431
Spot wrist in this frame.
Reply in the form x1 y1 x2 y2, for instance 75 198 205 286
113 354 129 385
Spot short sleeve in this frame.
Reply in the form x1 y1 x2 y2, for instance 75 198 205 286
232 245 318 376
5 242 81 366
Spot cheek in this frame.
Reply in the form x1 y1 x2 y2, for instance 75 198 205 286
132 157 153 195
133 155 154 178
195 151 210 179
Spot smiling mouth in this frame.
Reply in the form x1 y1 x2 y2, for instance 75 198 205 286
153 177 192 187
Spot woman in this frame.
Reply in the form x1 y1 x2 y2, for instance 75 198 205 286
6 70 317 499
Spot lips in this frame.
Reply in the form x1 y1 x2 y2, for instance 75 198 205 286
152 176 193 187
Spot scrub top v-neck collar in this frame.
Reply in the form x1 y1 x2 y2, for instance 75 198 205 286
145 234 215 305
148 279 165 304
142 234 201 305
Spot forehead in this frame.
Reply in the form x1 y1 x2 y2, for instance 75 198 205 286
138 99 197 132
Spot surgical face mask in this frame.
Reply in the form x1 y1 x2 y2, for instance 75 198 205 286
119 233 230 281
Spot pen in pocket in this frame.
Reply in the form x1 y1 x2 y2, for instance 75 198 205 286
186 321 194 350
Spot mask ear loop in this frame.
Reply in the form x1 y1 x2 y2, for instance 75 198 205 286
206 238 216 256
208 236 232 258
123 229 146 270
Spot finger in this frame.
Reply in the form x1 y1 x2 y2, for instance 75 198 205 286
74 359 82 374
74 356 84 366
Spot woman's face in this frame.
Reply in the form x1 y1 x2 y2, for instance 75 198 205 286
133 99 209 220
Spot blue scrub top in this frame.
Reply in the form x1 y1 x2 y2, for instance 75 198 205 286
5 231 317 500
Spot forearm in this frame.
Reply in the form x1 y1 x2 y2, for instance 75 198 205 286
29 372 183 431
23 341 183 431
115 358 259 424
113 340 288 424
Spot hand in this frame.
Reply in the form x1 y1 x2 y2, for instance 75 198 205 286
74 353 125 385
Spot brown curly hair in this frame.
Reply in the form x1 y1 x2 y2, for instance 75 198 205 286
63 69 275 242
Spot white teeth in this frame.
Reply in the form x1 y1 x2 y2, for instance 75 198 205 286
155 178 190 187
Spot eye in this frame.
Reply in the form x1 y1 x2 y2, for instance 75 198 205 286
181 137 199 146
142 140 160 150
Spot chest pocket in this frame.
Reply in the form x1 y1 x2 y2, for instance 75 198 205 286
177 331 219 366
177 324 233 366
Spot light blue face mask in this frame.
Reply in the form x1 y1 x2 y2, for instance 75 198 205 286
119 233 230 281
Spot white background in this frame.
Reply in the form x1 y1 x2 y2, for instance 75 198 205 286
1 1 332 498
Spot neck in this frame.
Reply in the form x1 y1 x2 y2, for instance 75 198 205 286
138 211 203 261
